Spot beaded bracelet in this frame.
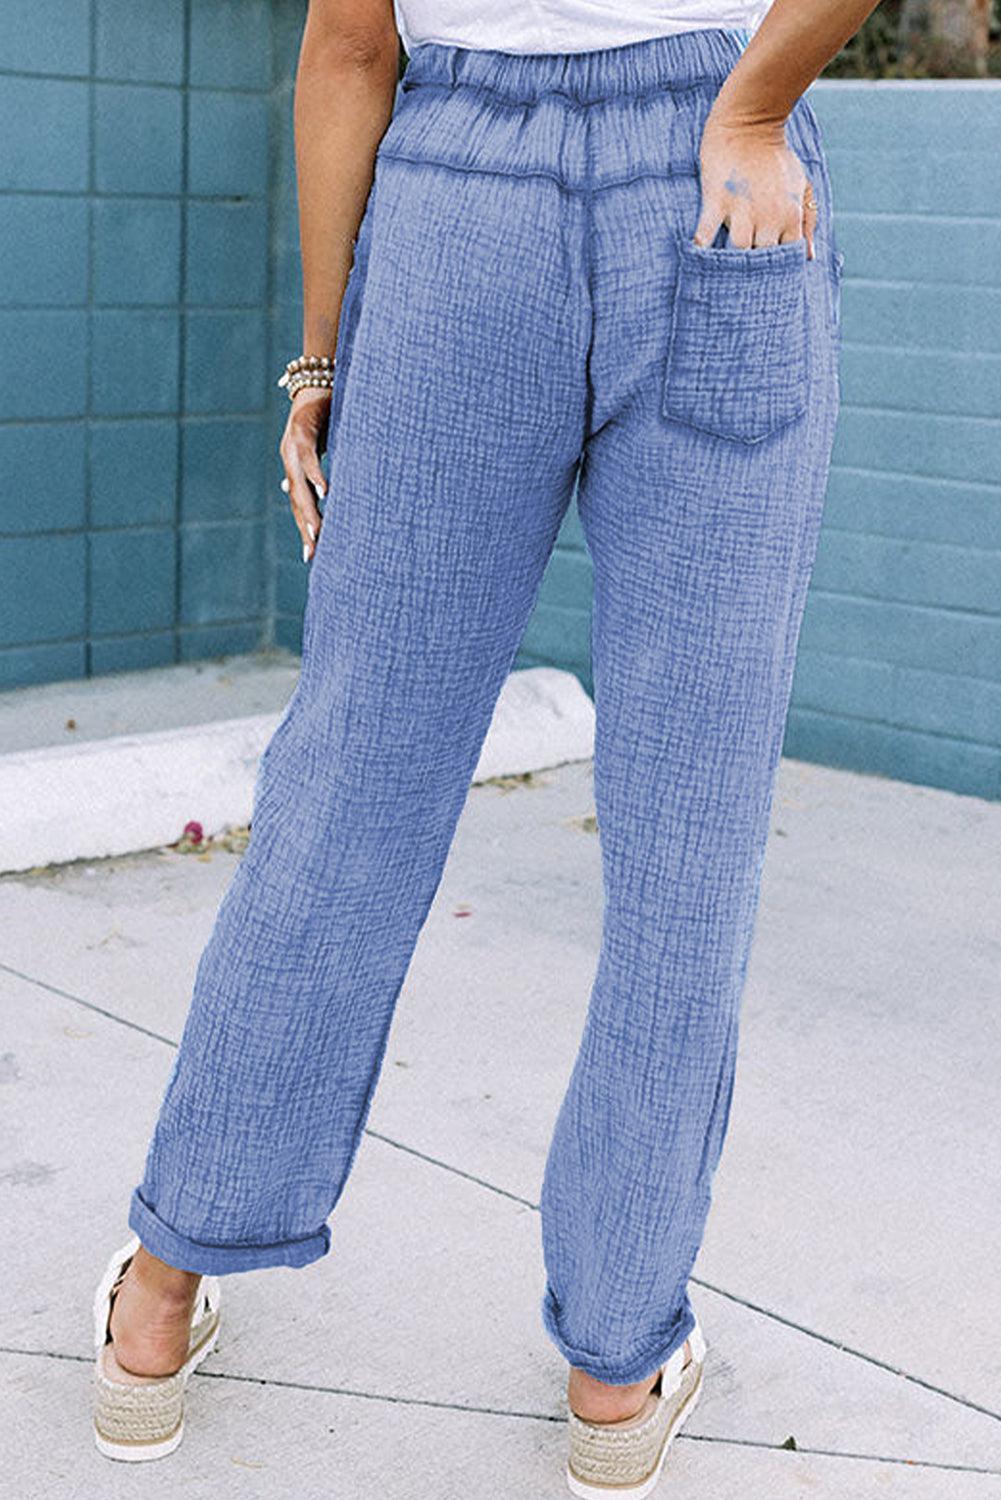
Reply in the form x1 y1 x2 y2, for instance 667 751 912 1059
277 353 336 401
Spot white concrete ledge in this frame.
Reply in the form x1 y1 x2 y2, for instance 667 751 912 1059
0 663 594 874
471 665 595 784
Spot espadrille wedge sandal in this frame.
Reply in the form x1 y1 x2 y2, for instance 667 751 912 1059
92 1234 221 1462
566 1321 707 1499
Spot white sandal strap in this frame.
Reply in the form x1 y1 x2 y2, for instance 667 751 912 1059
92 1235 221 1350
93 1235 141 1349
660 1318 706 1397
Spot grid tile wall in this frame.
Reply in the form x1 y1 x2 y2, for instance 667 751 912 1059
0 0 274 687
790 84 1001 801
270 1 315 655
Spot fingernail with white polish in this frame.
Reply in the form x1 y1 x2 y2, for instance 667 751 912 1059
302 542 310 563
306 523 316 542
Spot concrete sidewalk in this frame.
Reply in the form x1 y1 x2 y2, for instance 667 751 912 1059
2 756 1000 1497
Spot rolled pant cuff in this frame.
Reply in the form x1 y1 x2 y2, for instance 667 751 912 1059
540 1284 695 1386
128 1188 332 1275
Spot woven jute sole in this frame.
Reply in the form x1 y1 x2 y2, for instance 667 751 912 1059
566 1362 704 1500
93 1314 220 1462
92 1235 222 1464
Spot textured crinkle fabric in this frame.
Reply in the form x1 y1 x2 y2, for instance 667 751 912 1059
663 237 811 442
130 27 843 1385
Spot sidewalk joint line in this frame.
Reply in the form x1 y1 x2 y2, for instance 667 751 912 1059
8 964 1001 1434
0 963 177 1048
690 1276 1001 1428
365 1129 538 1209
2 1344 999 1477
680 1432 1001 1478
365 1134 1001 1430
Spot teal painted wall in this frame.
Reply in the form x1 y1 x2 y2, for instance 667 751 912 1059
791 84 1001 801
2 9 999 801
0 0 277 685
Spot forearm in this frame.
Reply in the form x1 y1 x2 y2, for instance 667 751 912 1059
711 0 883 130
294 14 398 357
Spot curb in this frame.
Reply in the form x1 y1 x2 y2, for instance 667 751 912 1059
0 667 595 874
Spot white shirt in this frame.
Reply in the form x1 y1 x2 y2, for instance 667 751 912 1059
393 2 772 55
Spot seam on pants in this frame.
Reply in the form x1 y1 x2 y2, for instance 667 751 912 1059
400 76 728 110
376 151 824 196
581 92 596 441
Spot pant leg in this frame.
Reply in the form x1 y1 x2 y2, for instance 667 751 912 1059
540 94 843 1383
129 145 587 1274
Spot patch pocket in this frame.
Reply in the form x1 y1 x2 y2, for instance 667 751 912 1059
662 236 809 445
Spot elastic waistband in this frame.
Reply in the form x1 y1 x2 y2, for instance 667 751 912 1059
402 28 751 105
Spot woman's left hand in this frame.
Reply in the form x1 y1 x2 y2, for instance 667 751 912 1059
693 115 817 257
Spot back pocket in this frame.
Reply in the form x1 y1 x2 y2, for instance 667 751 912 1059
662 236 809 445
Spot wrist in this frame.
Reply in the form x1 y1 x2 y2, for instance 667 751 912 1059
277 352 336 402
703 76 789 141
703 107 786 143
290 384 331 406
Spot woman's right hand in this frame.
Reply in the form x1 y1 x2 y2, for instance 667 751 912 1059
279 389 331 563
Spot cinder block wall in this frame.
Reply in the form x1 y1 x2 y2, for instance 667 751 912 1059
2 9 999 802
790 83 1001 801
0 0 275 686
270 3 319 655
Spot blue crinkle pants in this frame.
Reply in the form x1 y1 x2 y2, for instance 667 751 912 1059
129 27 843 1386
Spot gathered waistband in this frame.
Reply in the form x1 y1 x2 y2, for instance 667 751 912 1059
401 27 752 104
378 27 828 198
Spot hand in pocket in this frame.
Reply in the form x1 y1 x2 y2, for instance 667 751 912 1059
694 115 817 258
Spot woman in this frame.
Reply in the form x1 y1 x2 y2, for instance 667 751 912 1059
91 1 875 1492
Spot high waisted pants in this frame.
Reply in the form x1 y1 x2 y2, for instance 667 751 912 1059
129 28 843 1385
